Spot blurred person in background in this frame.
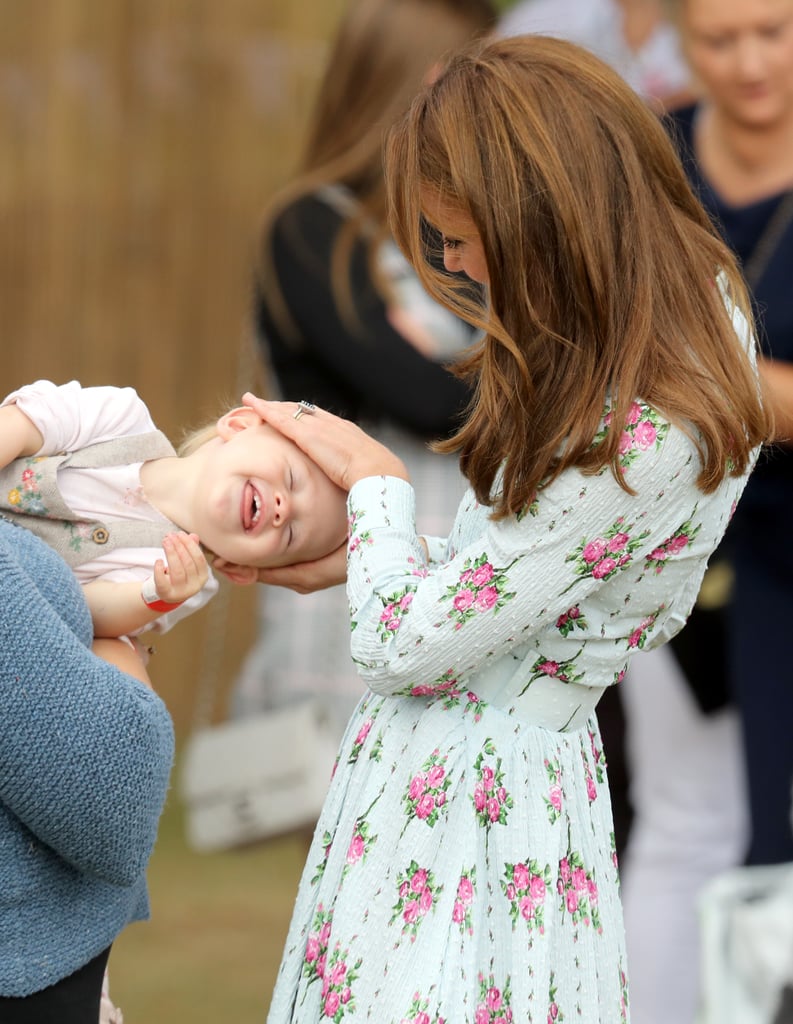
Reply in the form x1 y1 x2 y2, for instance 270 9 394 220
499 0 695 111
619 0 793 1021
232 0 496 744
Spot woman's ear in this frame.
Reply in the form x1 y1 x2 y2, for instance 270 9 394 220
211 557 259 586
216 406 264 441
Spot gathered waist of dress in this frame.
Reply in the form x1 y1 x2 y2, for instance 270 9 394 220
483 675 608 734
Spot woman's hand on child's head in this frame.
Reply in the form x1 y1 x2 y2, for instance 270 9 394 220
241 394 410 491
255 539 348 593
154 531 209 603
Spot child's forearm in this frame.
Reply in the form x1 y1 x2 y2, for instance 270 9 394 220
85 533 208 638
84 580 167 638
0 405 44 468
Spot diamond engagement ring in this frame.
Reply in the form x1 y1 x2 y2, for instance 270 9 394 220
293 400 317 421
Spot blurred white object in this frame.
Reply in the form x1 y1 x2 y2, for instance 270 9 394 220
180 698 340 852
698 863 793 1024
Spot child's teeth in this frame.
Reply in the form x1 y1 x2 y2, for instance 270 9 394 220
252 492 261 525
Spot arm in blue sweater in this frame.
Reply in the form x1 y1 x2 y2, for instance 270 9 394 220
0 522 174 887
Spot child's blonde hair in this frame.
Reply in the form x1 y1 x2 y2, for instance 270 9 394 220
177 394 236 457
177 421 220 458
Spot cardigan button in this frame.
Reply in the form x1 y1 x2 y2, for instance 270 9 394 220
91 526 109 545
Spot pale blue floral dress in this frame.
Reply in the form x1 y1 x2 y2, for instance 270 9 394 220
267 398 754 1024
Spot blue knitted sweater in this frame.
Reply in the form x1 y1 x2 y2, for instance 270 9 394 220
0 518 175 996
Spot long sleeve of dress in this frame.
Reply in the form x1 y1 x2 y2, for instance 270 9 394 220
346 404 751 701
257 194 471 439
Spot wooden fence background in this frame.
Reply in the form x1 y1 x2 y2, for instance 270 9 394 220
0 0 347 738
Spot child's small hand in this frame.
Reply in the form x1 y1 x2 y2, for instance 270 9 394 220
152 532 209 604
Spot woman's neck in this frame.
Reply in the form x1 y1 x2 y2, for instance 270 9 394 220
696 102 793 204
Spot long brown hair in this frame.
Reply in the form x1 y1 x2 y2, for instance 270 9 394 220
258 0 495 339
386 34 772 518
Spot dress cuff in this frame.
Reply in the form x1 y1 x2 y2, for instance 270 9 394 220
347 476 417 534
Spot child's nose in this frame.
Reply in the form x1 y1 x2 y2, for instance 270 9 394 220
272 490 291 527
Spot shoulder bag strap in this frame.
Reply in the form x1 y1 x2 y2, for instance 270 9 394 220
743 189 793 291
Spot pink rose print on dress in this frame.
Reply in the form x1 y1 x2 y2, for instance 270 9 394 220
347 503 373 555
407 555 430 579
619 961 629 1022
347 708 380 765
397 667 464 702
398 991 446 1024
397 670 488 722
610 830 620 874
501 858 552 934
565 517 649 590
452 866 477 935
390 860 444 941
471 740 513 829
625 605 665 650
543 758 564 824
520 649 585 695
441 553 516 630
341 818 377 881
376 584 418 641
461 689 487 722
581 749 598 804
555 605 588 638
310 830 335 885
557 852 603 934
473 972 514 1024
587 727 607 785
319 943 362 1022
594 401 669 470
302 904 333 986
644 512 702 575
547 972 565 1023
516 493 540 521
402 749 452 829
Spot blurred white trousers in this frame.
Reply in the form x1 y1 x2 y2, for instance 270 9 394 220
620 644 748 1024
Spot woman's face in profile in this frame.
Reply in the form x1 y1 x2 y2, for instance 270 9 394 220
681 0 793 127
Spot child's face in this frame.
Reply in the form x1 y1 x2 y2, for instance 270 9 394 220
193 412 348 571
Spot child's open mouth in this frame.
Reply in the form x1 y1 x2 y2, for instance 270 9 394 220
242 481 263 532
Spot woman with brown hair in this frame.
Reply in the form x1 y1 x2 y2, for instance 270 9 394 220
253 33 769 1022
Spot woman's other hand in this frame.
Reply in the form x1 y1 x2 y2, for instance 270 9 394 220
256 540 348 592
